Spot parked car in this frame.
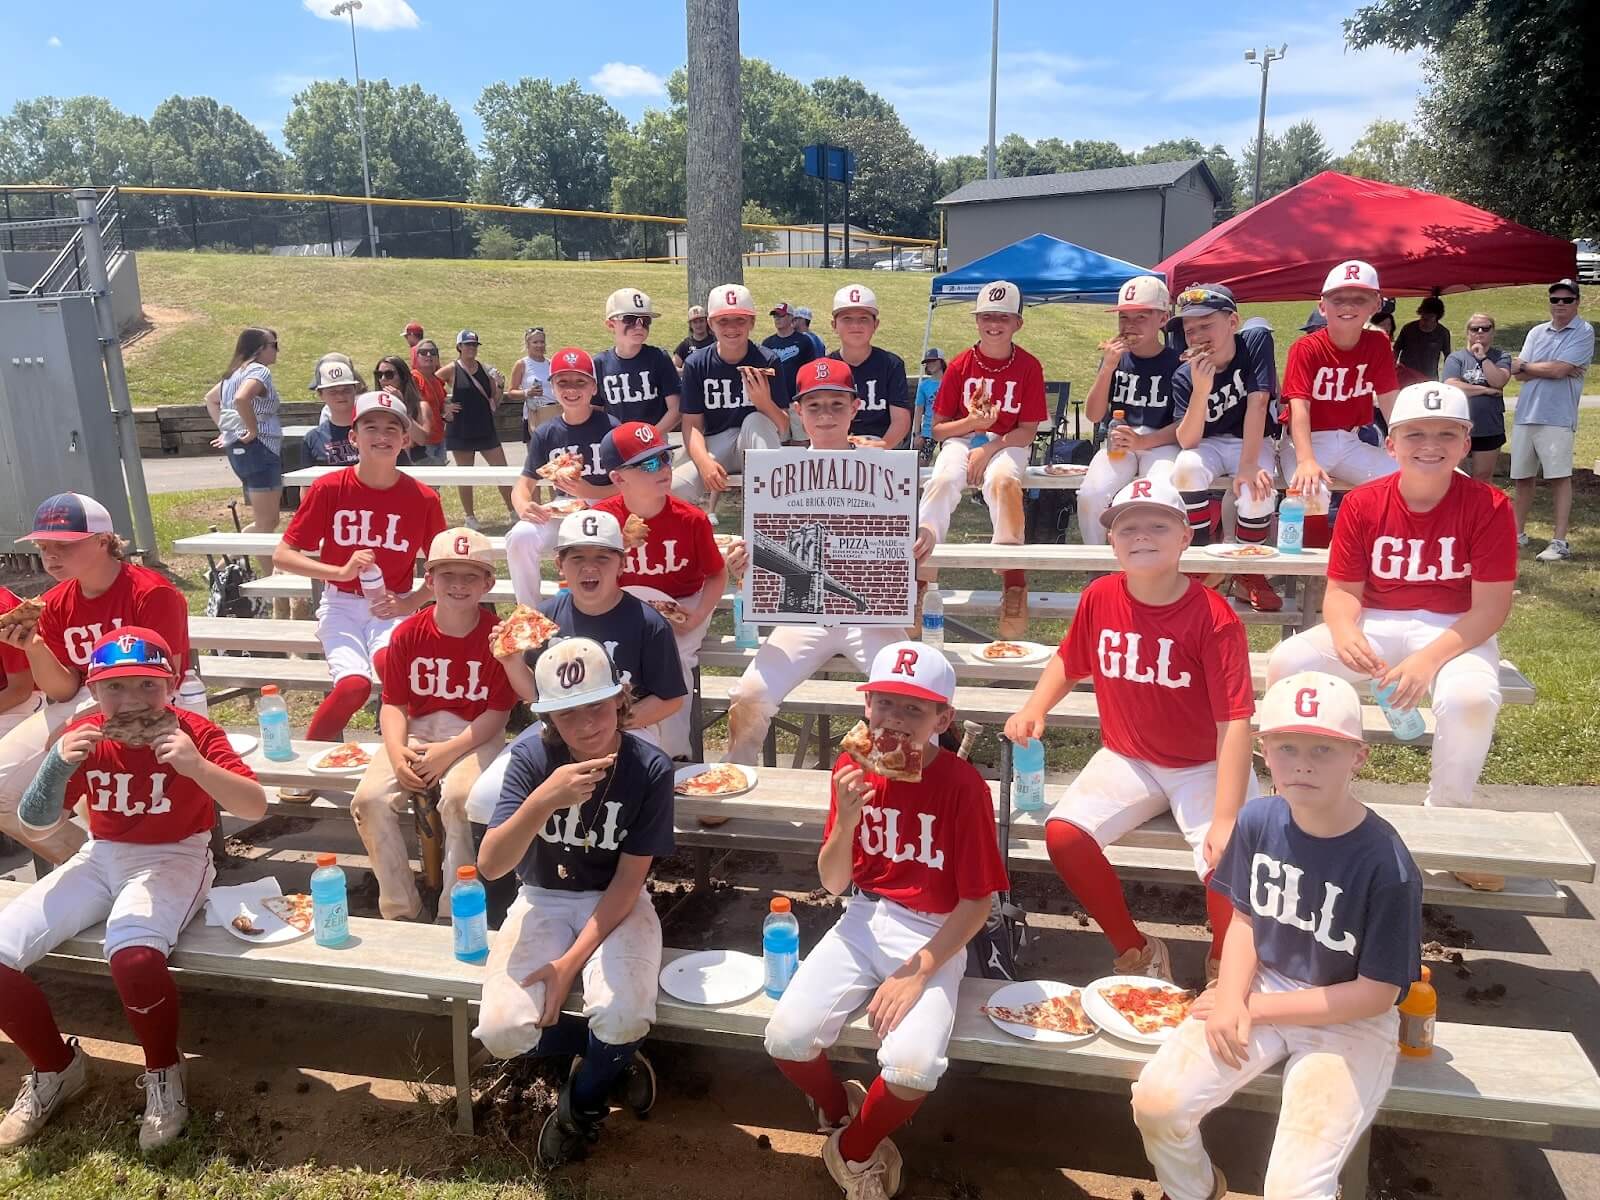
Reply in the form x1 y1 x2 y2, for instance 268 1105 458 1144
873 250 927 271
1574 239 1600 284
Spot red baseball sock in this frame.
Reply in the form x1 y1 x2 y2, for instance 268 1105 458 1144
774 1053 848 1126
109 947 180 1070
1045 819 1142 957
838 1076 925 1163
0 965 73 1073
307 675 373 743
1205 879 1234 963
1001 570 1026 591
372 647 389 683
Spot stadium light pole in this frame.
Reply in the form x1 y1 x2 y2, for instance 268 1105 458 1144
985 0 1000 179
1244 43 1287 207
332 0 380 257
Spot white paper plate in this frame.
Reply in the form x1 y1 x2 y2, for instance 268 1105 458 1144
659 949 766 1006
227 733 259 757
674 762 759 799
1203 543 1280 562
981 979 1099 1045
622 584 676 606
1034 464 1088 477
307 744 379 775
221 898 311 945
970 640 1054 667
1081 974 1196 1047
543 497 585 517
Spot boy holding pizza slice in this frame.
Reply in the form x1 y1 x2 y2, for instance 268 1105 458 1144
0 588 40 739
1005 472 1258 986
1131 672 1422 1200
504 348 621 605
0 628 264 1152
766 641 1008 1200
350 528 518 921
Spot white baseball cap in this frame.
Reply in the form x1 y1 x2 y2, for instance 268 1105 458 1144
425 527 495 574
1322 260 1380 294
858 640 956 705
606 287 657 319
1101 473 1188 529
313 358 358 391
1108 275 1171 312
972 280 1024 317
708 283 757 319
352 390 409 428
795 306 814 321
556 509 624 552
1388 381 1472 430
832 283 879 315
530 636 623 714
1259 672 1366 744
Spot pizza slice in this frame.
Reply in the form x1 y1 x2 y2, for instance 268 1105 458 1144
981 641 1028 660
0 595 45 633
1100 984 1195 1034
491 606 562 658
262 893 315 934
536 448 586 482
622 513 650 550
840 720 924 783
964 392 999 422
543 497 585 517
982 992 1094 1036
101 705 180 748
675 763 749 796
645 598 691 627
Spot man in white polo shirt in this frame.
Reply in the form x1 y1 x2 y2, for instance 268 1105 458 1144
1510 279 1594 562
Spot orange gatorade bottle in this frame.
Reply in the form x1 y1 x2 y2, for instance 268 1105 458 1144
1106 409 1130 461
1398 965 1437 1057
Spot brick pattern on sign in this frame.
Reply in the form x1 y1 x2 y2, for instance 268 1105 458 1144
750 513 914 618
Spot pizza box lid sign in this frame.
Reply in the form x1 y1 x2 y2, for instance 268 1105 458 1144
742 448 918 627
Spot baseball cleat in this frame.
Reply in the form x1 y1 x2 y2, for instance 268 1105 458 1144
0 1039 88 1150
137 1060 189 1152
1535 538 1571 562
1161 1166 1228 1200
615 1050 656 1118
538 1074 603 1168
1113 933 1174 984
823 1127 903 1198
1232 574 1282 612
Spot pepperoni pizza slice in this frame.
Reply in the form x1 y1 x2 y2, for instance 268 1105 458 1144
675 763 749 796
622 513 650 550
491 606 561 658
101 705 180 748
0 595 44 634
645 598 691 627
1099 984 1194 1034
840 720 923 783
536 448 586 482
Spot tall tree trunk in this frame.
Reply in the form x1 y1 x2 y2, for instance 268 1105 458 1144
684 0 743 308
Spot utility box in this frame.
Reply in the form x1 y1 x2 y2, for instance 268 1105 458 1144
0 295 135 551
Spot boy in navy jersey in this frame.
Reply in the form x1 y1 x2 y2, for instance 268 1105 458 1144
826 283 911 448
1132 671 1422 1200
593 287 682 436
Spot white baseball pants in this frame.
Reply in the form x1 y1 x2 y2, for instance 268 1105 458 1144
1132 966 1398 1200
317 589 400 683
0 831 213 969
474 885 661 1058
671 414 785 505
764 894 965 1092
464 722 663 827
1267 611 1502 808
724 623 899 765
918 438 1029 554
1172 437 1278 514
1048 747 1261 878
505 514 565 607
1278 429 1396 487
1077 442 1181 545
349 710 502 921
0 687 93 863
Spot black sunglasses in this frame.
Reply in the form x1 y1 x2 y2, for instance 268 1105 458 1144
1550 296 1578 305
376 368 400 380
1467 324 1493 332
266 341 279 349
417 348 439 356
620 314 653 329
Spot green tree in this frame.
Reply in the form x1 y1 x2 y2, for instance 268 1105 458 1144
995 132 1036 178
1137 138 1241 221
0 95 150 185
285 80 475 201
810 78 936 236
475 78 625 213
810 77 897 124
1240 120 1331 206
148 96 284 192
934 153 985 198
608 106 685 217
1336 117 1426 186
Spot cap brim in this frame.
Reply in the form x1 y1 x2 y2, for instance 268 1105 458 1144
23 530 98 543
1107 301 1165 312
557 540 625 553
1387 415 1472 431
530 681 623 714
88 664 174 682
857 679 951 704
1257 722 1365 744
425 557 495 575
1176 303 1232 318
795 384 857 402
1101 500 1188 530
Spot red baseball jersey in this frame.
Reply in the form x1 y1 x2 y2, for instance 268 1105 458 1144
932 344 1048 437
0 587 31 683
595 495 724 601
36 563 190 674
825 748 1009 915
1058 575 1255 768
282 467 447 596
64 708 255 843
1327 472 1518 614
380 606 518 720
1281 328 1398 432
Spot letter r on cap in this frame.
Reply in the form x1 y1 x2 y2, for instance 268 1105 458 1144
1294 689 1320 718
1131 480 1152 498
1344 264 1360 281
892 649 918 677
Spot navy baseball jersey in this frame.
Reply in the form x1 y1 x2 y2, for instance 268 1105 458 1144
762 331 817 400
523 411 619 488
1107 344 1184 431
537 592 686 704
593 345 681 427
680 343 792 437
828 347 910 440
1171 334 1271 440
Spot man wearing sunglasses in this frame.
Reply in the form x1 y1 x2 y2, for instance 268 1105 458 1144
594 288 682 438
1509 279 1593 562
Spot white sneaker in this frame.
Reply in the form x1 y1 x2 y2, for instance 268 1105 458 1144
811 1077 868 1133
463 515 481 532
823 1127 903 1198
1113 932 1174 984
137 1061 188 1152
1516 531 1531 548
0 1040 88 1149
1535 538 1572 562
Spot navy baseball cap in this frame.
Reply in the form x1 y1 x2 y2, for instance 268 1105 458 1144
26 493 115 543
456 329 480 345
1176 285 1238 317
87 627 176 681
1300 308 1328 333
921 347 945 364
601 421 671 471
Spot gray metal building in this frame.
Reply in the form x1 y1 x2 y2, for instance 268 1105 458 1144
936 159 1225 271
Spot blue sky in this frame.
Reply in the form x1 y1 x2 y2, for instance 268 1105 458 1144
4 0 1424 163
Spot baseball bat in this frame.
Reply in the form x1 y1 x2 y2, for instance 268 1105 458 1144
956 720 984 761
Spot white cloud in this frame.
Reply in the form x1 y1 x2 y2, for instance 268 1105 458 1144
302 0 420 31
46 35 61 48
590 62 667 99
270 73 325 98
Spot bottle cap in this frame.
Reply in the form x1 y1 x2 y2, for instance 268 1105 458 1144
316 852 337 868
770 896 792 913
457 865 478 880
1112 408 1126 418
1420 964 1431 983
261 684 280 696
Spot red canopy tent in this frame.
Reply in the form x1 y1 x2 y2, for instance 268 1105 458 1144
1153 171 1576 302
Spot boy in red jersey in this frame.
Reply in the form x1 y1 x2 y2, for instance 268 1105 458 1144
0 493 190 863
0 588 40 738
1269 382 1517 887
351 528 517 920
1006 474 1259 985
274 392 447 759
0 629 264 1152
920 281 1047 637
594 421 728 759
765 641 1008 1199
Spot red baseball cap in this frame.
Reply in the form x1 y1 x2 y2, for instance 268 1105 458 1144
794 358 857 401
403 320 424 335
549 347 596 380
601 421 670 471
86 627 177 682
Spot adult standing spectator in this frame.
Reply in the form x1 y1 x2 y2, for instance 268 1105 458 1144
1395 296 1451 383
1443 313 1513 482
435 330 515 530
1510 279 1594 561
208 327 283 582
374 355 433 464
794 306 826 356
403 320 425 367
672 305 714 369
409 340 449 465
507 327 554 443
762 301 817 405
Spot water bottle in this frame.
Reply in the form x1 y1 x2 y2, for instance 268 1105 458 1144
762 896 800 999
1013 737 1047 813
258 684 294 762
1106 408 1130 461
921 588 945 648
310 853 349 948
359 564 386 610
176 670 209 717
733 593 759 650
451 866 490 964
1370 679 1427 741
1277 489 1305 554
